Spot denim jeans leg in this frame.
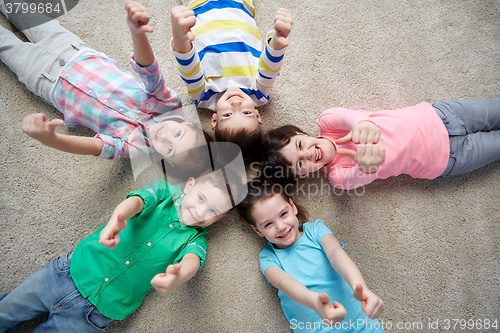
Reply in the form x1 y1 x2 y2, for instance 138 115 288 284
0 251 112 333
433 99 500 177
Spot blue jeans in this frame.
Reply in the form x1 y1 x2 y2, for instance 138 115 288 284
0 251 112 333
433 99 500 177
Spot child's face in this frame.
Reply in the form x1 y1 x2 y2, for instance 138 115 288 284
179 177 232 227
149 121 203 164
212 87 261 132
279 134 336 179
250 194 302 249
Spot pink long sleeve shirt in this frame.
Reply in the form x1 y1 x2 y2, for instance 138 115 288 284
318 102 450 189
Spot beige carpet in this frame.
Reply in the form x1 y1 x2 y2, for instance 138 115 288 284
1 0 499 332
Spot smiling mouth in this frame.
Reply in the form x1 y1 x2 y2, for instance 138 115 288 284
315 146 322 162
226 94 242 101
155 127 164 141
189 209 197 223
277 228 291 239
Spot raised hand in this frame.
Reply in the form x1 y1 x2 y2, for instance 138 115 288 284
99 213 128 249
353 284 384 319
151 263 183 295
125 1 154 35
270 8 293 50
171 6 196 45
336 121 381 145
22 113 65 143
336 143 385 174
313 293 347 326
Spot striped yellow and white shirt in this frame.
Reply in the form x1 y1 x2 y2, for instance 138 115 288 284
172 0 288 110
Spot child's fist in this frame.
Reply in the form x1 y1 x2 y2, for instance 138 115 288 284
337 143 386 174
171 6 196 44
22 113 64 143
314 292 347 325
125 1 153 35
337 121 381 145
270 8 292 50
99 213 127 249
353 284 384 319
151 263 182 295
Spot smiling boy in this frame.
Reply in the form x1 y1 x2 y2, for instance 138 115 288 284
0 168 246 330
170 1 292 162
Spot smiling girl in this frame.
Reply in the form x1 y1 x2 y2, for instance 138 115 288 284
262 99 500 189
237 178 384 332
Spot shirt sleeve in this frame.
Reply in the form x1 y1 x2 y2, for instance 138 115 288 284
259 243 281 286
94 133 128 160
255 31 288 100
317 107 373 135
175 232 208 269
129 55 183 111
125 180 175 217
171 40 207 105
327 164 380 190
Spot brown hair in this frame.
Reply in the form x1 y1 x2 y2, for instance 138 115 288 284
236 177 308 231
215 126 262 165
260 125 308 185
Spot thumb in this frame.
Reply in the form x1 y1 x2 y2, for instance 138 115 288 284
46 119 65 130
332 301 343 309
353 284 365 301
186 30 195 42
140 25 154 34
336 148 357 160
166 263 182 274
336 131 352 145
318 292 331 305
116 213 127 229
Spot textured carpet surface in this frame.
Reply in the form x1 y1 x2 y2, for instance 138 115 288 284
1 0 499 332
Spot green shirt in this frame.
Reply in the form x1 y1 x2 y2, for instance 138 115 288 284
70 180 208 320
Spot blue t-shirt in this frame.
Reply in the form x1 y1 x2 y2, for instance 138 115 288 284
259 219 383 333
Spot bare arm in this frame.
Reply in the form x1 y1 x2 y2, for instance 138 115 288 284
265 266 347 324
99 196 145 249
151 253 201 295
321 234 384 319
22 113 103 156
125 1 155 67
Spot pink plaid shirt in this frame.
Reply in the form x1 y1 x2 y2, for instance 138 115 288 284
53 54 183 159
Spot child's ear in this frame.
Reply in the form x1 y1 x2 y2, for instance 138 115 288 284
255 109 262 124
251 225 264 237
211 113 217 130
289 198 298 216
183 177 196 194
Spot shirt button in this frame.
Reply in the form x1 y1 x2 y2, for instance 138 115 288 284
135 115 140 120
59 59 66 66
147 242 152 246
88 89 92 93
175 202 179 207
120 108 124 112
104 277 109 282
125 260 130 265
146 103 151 108
169 224 173 228
103 99 107 103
